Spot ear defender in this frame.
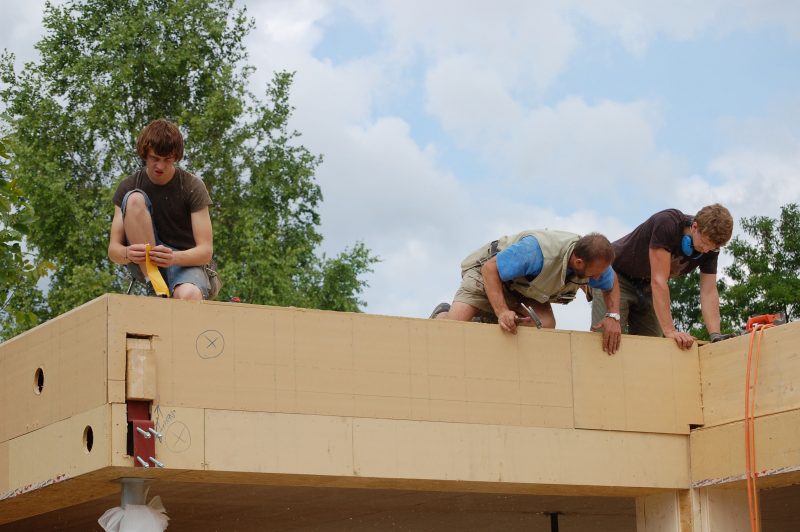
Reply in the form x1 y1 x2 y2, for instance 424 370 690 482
681 234 702 259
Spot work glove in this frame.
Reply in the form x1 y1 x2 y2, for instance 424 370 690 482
709 332 736 343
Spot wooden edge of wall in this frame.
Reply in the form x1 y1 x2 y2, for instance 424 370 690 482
0 464 681 526
690 408 800 489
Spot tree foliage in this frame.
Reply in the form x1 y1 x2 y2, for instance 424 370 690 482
721 203 800 326
668 271 705 338
0 136 52 336
0 0 377 339
669 271 731 340
668 203 800 336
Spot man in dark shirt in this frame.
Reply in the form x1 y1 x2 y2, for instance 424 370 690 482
108 119 214 300
591 204 733 349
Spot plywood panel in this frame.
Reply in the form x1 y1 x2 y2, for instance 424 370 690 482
5 405 111 496
699 321 800 427
205 409 689 490
0 297 108 442
0 442 8 493
231 305 278 412
690 408 800 487
572 333 702 434
518 328 574 408
107 294 173 384
352 418 690 489
151 406 205 471
695 487 750 532
110 403 129 468
170 300 237 410
102 296 580 430
104 297 697 433
205 409 354 476
635 492 681 532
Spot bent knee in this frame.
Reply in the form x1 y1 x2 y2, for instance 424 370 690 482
442 301 480 321
124 191 148 212
172 283 203 300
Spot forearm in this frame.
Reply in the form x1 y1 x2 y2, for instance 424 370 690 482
700 289 721 333
108 241 130 265
602 274 621 314
173 243 213 267
481 261 511 316
651 279 677 333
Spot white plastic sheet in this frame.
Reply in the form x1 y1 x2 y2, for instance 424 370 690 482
98 495 169 531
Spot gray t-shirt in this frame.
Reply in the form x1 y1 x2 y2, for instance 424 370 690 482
612 209 718 281
112 167 211 250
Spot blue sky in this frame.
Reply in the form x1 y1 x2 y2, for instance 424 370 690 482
3 1 800 329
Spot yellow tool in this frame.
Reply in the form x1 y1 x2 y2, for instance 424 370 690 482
145 244 170 297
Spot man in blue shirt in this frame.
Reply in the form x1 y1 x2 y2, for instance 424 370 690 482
432 231 622 354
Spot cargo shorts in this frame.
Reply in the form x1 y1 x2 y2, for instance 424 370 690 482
453 266 536 316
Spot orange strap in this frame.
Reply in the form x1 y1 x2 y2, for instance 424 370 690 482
145 244 170 297
744 323 773 532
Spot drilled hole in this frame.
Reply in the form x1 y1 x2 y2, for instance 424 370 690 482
33 367 45 395
83 426 94 454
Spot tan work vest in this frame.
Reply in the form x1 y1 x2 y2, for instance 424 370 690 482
460 230 588 304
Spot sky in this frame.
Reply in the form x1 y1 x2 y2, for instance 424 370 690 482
2 0 800 330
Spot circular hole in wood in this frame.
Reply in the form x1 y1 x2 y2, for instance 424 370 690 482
33 367 45 395
83 426 94 454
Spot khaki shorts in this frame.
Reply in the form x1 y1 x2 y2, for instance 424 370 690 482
454 267 534 315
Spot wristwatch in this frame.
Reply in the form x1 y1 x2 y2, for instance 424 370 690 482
605 312 621 321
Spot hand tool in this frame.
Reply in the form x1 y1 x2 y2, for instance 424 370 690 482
519 302 543 329
746 312 785 333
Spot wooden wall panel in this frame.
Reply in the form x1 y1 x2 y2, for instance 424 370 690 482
0 442 8 494
3 405 111 498
699 321 800 427
572 334 702 434
205 409 691 491
106 295 583 430
0 297 108 442
690 408 800 487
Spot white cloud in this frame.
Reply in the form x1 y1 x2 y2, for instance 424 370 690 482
571 0 800 57
316 116 467 248
0 1 52 67
246 0 329 52
424 55 522 147
570 0 722 56
674 99 800 221
361 0 578 90
425 69 683 208
508 97 678 188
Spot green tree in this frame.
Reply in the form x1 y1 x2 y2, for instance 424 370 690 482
669 271 733 340
0 136 52 337
721 203 800 326
0 0 377 338
669 271 704 338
